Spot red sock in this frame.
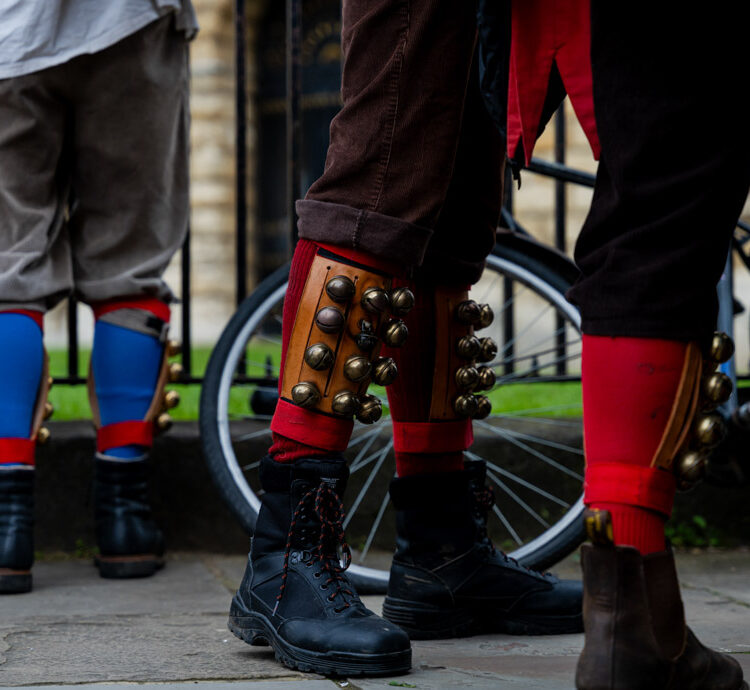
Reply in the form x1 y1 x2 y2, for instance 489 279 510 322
583 335 687 554
386 281 464 478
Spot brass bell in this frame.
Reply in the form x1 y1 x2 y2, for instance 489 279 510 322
455 366 479 391
372 357 398 386
164 390 181 409
476 366 496 391
456 300 481 325
675 450 706 486
478 304 494 329
36 427 51 444
156 412 173 432
361 287 390 314
304 343 334 371
477 337 498 363
315 306 345 334
326 275 356 303
382 320 408 347
456 335 480 360
169 362 183 382
291 381 321 408
354 319 378 352
390 287 415 317
44 401 54 420
474 395 492 419
356 394 382 424
702 372 733 406
344 355 372 383
167 339 182 357
332 390 360 417
694 412 726 447
709 332 734 364
454 393 479 418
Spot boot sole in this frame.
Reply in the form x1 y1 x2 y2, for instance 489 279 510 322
95 555 165 579
228 601 411 677
0 569 32 594
383 596 583 639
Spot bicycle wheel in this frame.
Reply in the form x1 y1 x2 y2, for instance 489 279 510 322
200 239 585 593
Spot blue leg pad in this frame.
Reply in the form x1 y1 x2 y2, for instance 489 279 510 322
92 321 163 459
0 314 44 468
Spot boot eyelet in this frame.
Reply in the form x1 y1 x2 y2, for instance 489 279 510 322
313 571 321 578
327 594 335 602
320 584 328 590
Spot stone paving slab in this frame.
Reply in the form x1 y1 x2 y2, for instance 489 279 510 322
0 550 747 688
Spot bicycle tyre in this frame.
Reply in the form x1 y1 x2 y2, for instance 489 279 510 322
200 240 585 591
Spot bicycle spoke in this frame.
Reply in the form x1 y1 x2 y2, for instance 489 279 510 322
481 423 583 480
348 429 385 473
494 404 582 417
477 456 570 508
500 303 553 356
476 420 583 456
495 350 582 384
241 459 261 471
492 335 581 369
488 470 550 529
493 504 523 546
231 427 274 442
358 484 393 563
343 440 392 529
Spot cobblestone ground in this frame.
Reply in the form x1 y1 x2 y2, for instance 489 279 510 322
1 550 748 689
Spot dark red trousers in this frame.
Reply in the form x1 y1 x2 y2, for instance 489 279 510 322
299 0 750 342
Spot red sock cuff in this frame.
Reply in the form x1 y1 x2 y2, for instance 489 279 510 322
97 421 154 453
584 463 676 517
392 420 473 454
269 432 332 463
270 399 353 452
316 242 403 276
91 297 171 323
0 438 36 466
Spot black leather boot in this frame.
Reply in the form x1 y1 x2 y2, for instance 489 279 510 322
382 459 583 639
93 454 165 578
229 456 411 677
576 540 747 690
0 469 34 594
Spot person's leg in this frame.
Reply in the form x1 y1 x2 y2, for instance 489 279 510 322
229 0 495 676
381 61 582 639
0 68 72 594
569 4 750 688
66 16 190 579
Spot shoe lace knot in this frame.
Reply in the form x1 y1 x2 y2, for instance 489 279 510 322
274 480 354 615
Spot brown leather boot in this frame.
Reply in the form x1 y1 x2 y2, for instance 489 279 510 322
576 543 747 690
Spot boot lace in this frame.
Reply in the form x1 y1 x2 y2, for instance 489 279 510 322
273 480 354 615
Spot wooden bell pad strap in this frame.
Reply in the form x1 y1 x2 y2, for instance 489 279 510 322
277 250 391 416
650 342 702 471
29 351 51 441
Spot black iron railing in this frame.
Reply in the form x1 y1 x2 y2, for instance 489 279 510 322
56 0 590 388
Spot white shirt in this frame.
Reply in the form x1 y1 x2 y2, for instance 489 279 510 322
0 0 198 79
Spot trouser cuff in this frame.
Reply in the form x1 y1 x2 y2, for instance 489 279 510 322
297 199 433 272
